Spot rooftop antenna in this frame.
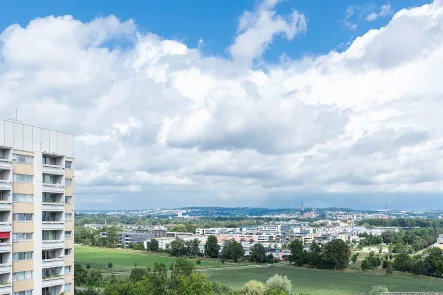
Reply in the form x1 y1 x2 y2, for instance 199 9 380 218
10 109 23 123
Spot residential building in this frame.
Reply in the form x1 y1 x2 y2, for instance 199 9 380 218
0 119 75 295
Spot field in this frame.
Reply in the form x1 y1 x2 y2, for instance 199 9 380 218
75 246 230 271
205 266 443 295
75 246 443 294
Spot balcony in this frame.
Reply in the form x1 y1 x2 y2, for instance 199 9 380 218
42 222 65 230
0 160 10 171
42 257 64 268
0 203 10 211
0 243 11 253
0 223 11 232
0 264 11 274
0 182 10 192
42 276 64 288
42 203 64 211
42 240 64 250
42 183 64 194
42 165 64 176
0 283 11 295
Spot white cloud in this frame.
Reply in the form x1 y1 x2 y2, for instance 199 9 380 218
1 0 443 209
366 3 393 21
229 0 307 65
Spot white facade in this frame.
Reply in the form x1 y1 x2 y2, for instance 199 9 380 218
0 119 74 295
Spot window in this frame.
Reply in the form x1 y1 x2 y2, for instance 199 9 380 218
65 248 72 256
12 233 33 242
12 252 33 261
42 231 57 241
0 190 8 202
12 174 33 184
42 212 61 222
65 231 72 239
65 196 72 204
42 250 61 260
12 154 33 164
65 213 72 221
12 194 33 203
43 174 57 184
13 213 33 222
13 291 33 295
64 266 71 274
64 283 72 292
65 161 72 169
13 270 33 281
65 178 72 186
42 156 56 165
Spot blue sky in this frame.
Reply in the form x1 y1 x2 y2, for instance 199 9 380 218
0 0 430 60
1 0 442 210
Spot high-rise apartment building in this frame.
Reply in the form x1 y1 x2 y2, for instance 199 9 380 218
0 119 74 295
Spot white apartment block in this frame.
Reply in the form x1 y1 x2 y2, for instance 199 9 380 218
195 228 240 235
0 119 74 295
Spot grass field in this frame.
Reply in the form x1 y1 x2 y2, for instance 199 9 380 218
76 246 443 294
75 246 229 271
205 266 443 295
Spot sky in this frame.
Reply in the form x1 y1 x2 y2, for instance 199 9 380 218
1 0 442 210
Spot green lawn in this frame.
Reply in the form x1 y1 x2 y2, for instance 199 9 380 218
75 246 225 271
205 266 443 295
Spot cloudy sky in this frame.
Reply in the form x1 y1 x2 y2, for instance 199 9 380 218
1 0 443 210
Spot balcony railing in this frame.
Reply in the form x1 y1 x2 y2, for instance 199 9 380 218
0 181 11 191
42 240 64 249
0 282 11 295
0 160 11 170
42 183 64 193
0 223 11 232
42 165 64 175
42 257 64 268
0 243 11 252
0 264 11 274
42 222 65 230
42 203 64 211
41 276 64 288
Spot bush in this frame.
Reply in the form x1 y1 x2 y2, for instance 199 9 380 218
196 260 202 265
368 285 389 295
265 274 292 295
243 280 266 295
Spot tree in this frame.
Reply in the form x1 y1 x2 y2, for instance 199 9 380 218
288 239 305 266
250 244 267 263
187 238 201 256
386 263 393 276
361 259 371 271
170 224 188 232
265 274 292 295
424 247 443 277
368 285 389 295
204 235 220 258
170 238 189 257
148 239 159 252
243 280 266 295
87 270 103 287
351 253 359 264
108 262 113 271
222 240 245 262
130 267 147 281
322 239 351 270
86 263 91 270
393 252 413 272
308 242 321 267
74 263 87 286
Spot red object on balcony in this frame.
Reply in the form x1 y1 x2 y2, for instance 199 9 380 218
0 232 10 238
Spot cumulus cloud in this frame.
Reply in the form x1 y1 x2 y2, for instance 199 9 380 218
229 0 307 65
1 0 443 209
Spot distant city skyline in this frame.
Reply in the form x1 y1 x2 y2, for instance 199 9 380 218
1 0 443 210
